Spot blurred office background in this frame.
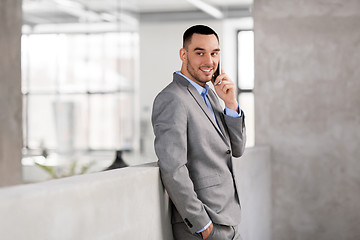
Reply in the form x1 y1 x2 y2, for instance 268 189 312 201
22 2 251 154
1 0 360 239
17 0 255 179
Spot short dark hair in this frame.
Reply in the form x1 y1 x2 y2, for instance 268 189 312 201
183 25 219 49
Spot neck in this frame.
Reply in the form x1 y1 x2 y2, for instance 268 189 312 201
180 66 206 88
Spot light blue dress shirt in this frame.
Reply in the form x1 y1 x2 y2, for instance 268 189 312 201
175 71 242 119
175 71 242 233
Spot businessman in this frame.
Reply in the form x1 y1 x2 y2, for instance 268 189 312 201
152 25 246 240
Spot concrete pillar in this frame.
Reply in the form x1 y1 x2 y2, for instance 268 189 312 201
254 0 360 239
0 0 23 187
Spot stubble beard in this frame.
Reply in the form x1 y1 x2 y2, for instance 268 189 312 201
186 58 213 86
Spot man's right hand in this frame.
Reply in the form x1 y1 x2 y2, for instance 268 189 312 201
201 222 214 239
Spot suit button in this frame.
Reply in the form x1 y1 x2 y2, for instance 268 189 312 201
226 150 231 154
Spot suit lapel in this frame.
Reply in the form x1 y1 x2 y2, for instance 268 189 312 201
173 73 227 141
187 86 222 133
207 89 229 142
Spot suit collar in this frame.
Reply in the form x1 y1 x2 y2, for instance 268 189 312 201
173 72 190 88
175 71 209 96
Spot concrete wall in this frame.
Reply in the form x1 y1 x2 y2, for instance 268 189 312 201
0 0 23 187
236 146 271 240
0 163 174 240
0 147 270 239
253 0 360 239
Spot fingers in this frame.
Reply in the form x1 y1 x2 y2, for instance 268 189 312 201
213 73 238 109
214 74 235 92
213 79 222 86
213 74 223 86
221 83 233 93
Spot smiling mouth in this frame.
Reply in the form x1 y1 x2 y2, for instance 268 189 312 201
200 67 213 74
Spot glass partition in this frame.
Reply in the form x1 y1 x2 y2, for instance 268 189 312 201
22 32 139 155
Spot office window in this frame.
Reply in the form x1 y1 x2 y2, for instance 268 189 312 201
237 30 255 147
22 32 139 153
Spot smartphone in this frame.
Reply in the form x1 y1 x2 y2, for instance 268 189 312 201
213 60 221 85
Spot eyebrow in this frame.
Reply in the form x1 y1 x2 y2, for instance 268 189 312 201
194 47 220 52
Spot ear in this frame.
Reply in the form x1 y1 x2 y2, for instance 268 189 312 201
179 48 187 62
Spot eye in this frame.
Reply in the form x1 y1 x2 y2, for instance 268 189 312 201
211 52 218 56
197 52 204 56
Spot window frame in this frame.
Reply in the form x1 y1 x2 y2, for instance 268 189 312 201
236 29 255 147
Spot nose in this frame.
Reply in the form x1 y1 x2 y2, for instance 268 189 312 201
203 54 214 66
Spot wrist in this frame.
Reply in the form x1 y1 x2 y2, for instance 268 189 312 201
201 222 213 239
225 100 239 112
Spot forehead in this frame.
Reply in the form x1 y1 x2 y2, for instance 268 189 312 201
188 33 219 51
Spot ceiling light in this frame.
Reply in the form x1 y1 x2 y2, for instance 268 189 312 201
186 0 224 19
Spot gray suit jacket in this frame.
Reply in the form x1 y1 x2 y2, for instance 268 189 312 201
152 73 246 234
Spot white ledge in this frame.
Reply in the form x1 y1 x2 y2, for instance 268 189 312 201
0 162 173 240
0 146 271 240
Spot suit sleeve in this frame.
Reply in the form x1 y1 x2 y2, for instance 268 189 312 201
223 110 246 158
152 92 211 233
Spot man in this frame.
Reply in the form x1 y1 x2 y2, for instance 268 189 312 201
152 25 246 240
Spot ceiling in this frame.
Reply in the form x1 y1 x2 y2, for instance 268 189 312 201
136 0 252 12
23 0 253 31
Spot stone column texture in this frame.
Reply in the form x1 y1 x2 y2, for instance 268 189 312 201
0 0 22 186
253 0 360 239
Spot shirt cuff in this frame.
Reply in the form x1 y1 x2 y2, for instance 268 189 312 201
224 105 242 118
196 220 212 233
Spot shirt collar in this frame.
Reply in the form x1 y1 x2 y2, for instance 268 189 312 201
176 71 209 96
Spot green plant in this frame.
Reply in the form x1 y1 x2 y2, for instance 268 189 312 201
35 160 95 179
